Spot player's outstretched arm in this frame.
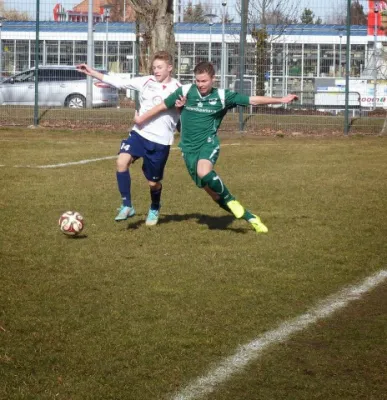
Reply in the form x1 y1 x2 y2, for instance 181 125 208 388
134 102 168 126
76 64 104 81
249 93 298 106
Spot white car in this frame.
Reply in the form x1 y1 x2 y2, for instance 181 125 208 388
0 65 119 108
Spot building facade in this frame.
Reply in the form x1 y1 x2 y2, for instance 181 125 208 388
0 21 380 103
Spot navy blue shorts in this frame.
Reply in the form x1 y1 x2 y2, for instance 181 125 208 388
118 131 170 182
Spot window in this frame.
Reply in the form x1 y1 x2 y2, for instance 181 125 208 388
37 68 85 82
304 44 318 77
60 41 74 65
30 41 43 67
320 44 334 77
14 69 35 83
94 41 104 69
179 43 194 74
351 44 365 77
46 41 59 65
288 44 303 77
2 39 15 77
75 41 87 65
272 43 284 77
15 40 29 73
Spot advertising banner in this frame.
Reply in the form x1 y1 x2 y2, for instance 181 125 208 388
368 0 387 35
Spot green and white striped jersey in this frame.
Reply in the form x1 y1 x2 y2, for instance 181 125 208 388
164 84 250 151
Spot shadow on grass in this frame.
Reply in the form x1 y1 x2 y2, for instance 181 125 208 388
64 233 88 239
125 213 247 233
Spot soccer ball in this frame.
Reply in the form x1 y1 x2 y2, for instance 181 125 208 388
59 211 84 236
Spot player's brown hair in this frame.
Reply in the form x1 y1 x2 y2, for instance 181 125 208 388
152 51 173 66
193 61 215 77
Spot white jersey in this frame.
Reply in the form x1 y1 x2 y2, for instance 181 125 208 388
102 74 181 145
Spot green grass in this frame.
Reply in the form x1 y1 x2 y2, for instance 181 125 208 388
0 129 386 399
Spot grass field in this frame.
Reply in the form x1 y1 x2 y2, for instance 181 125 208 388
1 128 386 400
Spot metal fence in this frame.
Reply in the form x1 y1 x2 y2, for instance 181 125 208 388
0 0 384 134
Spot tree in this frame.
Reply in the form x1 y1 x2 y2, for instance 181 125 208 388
117 0 175 73
325 0 367 25
109 0 136 22
266 9 297 24
0 2 30 20
300 7 322 24
300 8 314 24
236 0 300 95
350 0 367 25
183 1 210 23
183 1 193 22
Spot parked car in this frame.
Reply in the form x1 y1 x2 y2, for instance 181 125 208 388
0 65 119 108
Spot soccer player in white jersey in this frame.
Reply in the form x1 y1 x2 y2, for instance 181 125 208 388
77 51 181 226
134 61 298 234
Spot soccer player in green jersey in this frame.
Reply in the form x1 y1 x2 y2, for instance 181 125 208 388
134 61 298 233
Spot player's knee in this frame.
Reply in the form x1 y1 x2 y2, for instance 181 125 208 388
197 160 213 179
148 181 161 190
116 155 130 171
197 167 212 179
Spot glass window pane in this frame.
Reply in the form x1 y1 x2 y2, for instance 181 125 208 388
75 41 87 65
304 44 318 77
46 40 58 65
60 41 74 65
30 41 44 67
2 39 15 77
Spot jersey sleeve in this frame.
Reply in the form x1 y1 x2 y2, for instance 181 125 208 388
225 90 250 108
164 86 184 109
101 75 148 91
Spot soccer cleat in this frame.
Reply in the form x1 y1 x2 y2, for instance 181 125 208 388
115 205 135 221
227 200 245 219
248 214 268 233
145 208 160 226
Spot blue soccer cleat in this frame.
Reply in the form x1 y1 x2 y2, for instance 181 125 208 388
115 205 135 221
145 208 160 226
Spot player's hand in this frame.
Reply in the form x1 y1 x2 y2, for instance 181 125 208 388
175 95 187 108
134 110 143 126
282 94 298 103
76 63 92 76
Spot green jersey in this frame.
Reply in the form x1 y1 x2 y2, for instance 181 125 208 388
164 84 250 151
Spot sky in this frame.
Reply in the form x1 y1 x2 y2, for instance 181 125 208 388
3 0 370 23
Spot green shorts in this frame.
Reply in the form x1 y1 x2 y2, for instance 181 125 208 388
181 136 220 188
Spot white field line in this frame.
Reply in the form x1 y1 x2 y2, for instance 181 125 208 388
171 270 387 400
13 155 118 169
4 143 241 169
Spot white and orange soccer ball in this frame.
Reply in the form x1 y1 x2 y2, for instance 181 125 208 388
58 211 84 236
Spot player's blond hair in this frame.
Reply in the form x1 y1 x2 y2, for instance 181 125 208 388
152 51 173 66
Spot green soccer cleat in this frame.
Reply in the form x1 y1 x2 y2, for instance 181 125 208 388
145 208 160 226
226 200 245 219
115 205 135 221
248 214 268 233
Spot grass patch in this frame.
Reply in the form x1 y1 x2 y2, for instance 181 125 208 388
0 130 386 399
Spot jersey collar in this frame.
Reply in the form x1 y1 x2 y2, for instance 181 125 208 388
195 86 215 100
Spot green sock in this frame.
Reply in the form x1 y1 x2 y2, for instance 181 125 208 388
202 171 233 203
216 197 232 214
242 209 255 221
